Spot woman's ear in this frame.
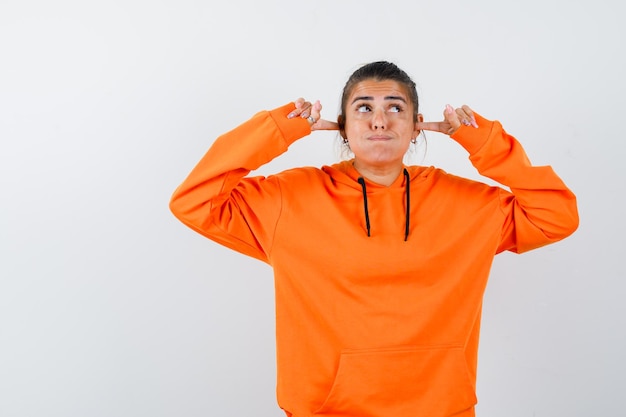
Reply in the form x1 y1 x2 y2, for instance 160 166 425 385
337 114 346 139
413 113 423 137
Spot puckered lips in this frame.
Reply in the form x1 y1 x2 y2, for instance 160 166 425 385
367 135 393 141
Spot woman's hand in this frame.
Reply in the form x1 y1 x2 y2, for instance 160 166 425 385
288 98 339 131
416 104 478 135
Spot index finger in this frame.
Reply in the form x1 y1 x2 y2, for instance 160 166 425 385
415 121 449 133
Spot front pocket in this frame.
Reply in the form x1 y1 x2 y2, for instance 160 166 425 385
314 345 477 417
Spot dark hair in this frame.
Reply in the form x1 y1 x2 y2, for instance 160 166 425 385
337 61 420 136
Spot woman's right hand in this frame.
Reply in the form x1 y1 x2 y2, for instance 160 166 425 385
288 98 339 131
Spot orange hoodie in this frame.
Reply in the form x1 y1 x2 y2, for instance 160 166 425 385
170 103 578 417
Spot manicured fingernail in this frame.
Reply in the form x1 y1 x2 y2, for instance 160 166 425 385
446 104 454 113
471 117 478 128
287 112 295 119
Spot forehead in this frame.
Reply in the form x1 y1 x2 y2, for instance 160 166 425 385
348 79 409 101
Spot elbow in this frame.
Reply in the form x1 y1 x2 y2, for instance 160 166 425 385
169 188 187 223
560 207 579 239
547 198 580 242
508 196 580 254
169 187 215 231
169 196 180 220
561 195 580 238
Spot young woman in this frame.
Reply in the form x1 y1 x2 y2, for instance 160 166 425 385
170 61 578 417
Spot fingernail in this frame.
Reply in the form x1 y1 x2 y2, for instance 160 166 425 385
287 112 295 119
471 117 478 128
446 104 454 113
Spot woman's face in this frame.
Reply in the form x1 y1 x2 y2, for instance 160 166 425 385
343 79 421 171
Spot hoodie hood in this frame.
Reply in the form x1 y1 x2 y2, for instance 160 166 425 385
322 160 435 241
322 160 433 189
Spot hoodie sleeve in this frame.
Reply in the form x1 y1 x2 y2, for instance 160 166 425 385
451 113 579 254
169 103 311 262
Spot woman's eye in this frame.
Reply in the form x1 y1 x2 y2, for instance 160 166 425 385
357 105 370 113
389 105 401 113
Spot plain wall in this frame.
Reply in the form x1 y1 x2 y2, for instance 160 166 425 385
1 0 624 416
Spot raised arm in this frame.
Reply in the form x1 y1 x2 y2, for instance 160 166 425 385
418 105 579 253
169 102 313 261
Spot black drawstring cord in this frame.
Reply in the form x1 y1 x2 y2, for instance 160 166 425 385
357 177 371 237
357 170 410 240
403 168 410 241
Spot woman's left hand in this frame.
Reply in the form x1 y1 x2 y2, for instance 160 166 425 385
416 104 478 135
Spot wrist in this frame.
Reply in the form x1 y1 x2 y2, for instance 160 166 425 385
450 113 493 155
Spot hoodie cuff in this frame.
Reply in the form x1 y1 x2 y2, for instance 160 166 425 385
268 102 312 147
450 113 495 156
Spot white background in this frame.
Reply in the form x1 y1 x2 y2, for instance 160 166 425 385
1 0 624 416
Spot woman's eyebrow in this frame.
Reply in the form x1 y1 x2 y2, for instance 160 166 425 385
351 96 373 104
384 96 407 102
351 95 407 104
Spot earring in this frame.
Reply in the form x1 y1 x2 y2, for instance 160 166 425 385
343 138 349 144
411 138 417 144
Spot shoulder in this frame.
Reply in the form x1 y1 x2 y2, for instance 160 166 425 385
266 166 330 189
272 166 327 180
411 165 502 200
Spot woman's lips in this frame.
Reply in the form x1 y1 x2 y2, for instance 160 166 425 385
368 135 392 141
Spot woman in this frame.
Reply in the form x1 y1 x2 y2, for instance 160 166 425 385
170 61 578 417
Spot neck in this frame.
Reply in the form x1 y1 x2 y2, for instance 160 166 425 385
352 160 403 187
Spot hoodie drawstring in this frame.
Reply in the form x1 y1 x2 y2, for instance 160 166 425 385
403 168 410 241
357 177 371 237
357 168 411 241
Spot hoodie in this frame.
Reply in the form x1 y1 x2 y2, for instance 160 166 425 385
170 103 579 417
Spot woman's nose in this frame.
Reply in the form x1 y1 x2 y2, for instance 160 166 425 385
371 108 386 130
